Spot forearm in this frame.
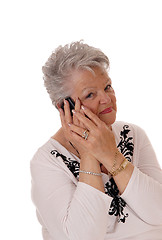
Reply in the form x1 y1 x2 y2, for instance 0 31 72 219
31 155 112 240
79 152 134 195
79 155 105 193
113 161 134 194
121 167 162 225
104 151 134 194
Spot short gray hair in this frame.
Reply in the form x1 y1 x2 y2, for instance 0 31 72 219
42 40 109 108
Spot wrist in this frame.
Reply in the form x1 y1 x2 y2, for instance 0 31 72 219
80 155 101 172
110 158 129 176
79 170 102 176
104 149 125 173
101 148 118 170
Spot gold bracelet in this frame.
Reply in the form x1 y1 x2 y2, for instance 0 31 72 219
109 149 119 173
110 158 129 176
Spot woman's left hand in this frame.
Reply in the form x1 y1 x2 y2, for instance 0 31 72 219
68 106 117 169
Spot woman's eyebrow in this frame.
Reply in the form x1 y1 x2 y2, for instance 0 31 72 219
81 79 111 93
81 86 96 93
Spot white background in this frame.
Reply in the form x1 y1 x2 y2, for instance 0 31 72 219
1 0 162 239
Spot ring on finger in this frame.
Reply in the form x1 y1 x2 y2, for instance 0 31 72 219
82 129 89 140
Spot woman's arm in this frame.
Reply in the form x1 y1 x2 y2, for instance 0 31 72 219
60 99 106 194
31 149 112 240
79 154 105 193
120 125 162 225
108 152 134 194
69 106 135 195
70 107 162 225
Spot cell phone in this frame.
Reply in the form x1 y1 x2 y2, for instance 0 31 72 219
61 97 75 116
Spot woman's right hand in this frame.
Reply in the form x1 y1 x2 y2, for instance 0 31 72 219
59 98 88 158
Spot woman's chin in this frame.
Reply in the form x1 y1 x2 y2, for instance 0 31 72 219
99 112 116 126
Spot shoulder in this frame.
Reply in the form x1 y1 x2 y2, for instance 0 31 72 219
112 121 146 138
112 121 149 158
30 138 79 184
30 138 79 174
30 138 67 169
112 121 151 164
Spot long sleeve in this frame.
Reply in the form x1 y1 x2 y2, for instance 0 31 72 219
121 125 162 225
30 148 112 240
31 124 162 240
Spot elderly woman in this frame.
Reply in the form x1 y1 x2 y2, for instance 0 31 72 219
30 41 162 240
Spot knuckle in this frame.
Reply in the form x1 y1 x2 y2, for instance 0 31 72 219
94 128 100 136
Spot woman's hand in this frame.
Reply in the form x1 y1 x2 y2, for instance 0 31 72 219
59 99 89 157
68 105 117 169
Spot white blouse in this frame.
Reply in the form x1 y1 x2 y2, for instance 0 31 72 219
30 121 162 240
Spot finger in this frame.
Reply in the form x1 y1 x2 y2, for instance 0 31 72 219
79 108 87 129
64 99 73 124
73 98 80 126
69 123 87 138
59 107 74 142
81 105 102 126
75 98 81 111
70 129 89 145
59 107 66 128
59 107 71 130
72 110 96 131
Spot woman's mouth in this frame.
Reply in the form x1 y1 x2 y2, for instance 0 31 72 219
99 107 113 114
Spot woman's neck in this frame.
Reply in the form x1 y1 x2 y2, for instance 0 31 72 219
51 128 80 158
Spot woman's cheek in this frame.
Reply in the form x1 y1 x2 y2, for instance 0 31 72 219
112 95 117 111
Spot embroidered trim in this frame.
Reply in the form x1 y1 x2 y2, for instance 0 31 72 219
117 125 134 162
51 150 80 178
105 125 134 223
105 178 128 223
50 124 134 223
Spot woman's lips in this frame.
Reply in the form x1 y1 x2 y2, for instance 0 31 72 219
99 107 113 114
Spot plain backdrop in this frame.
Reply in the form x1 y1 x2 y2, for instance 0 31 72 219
0 0 162 239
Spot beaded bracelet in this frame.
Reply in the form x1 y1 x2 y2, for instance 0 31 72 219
79 170 102 176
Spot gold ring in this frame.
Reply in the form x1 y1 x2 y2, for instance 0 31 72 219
82 129 89 140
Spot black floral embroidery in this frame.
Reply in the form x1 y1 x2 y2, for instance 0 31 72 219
117 125 134 162
51 124 134 224
105 124 134 223
51 150 80 178
105 178 128 223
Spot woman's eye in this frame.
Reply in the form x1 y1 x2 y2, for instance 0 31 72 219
86 92 94 98
105 84 112 91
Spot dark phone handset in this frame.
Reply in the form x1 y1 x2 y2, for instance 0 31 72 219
61 97 75 116
61 97 89 119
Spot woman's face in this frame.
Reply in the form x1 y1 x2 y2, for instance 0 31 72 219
70 66 117 126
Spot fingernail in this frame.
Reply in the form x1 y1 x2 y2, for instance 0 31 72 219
64 99 67 104
68 123 71 127
81 105 85 110
72 109 76 114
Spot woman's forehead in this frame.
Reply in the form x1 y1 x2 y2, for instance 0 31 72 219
70 67 110 89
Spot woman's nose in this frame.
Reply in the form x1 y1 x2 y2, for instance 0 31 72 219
99 92 111 104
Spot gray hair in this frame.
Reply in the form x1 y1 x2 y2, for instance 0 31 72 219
42 40 110 108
